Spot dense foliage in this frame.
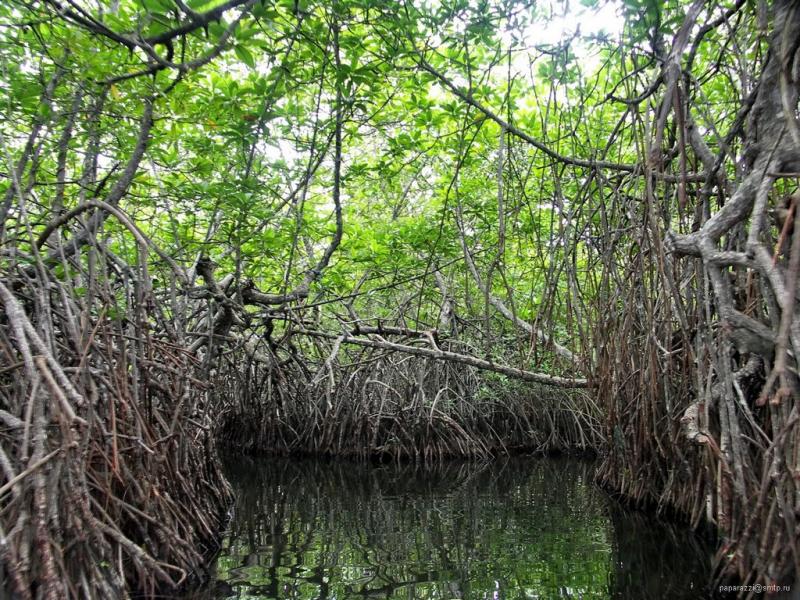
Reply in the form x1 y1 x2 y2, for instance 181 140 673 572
1 0 799 597
0 0 644 363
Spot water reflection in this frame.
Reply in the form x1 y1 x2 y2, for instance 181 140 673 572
191 456 712 599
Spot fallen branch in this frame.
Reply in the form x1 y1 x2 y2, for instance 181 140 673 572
295 329 588 388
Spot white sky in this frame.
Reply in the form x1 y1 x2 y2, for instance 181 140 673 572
531 0 624 46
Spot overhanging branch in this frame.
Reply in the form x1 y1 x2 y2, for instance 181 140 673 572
296 329 589 388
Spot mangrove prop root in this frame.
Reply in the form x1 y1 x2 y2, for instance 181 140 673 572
212 340 602 460
596 0 800 592
0 271 231 597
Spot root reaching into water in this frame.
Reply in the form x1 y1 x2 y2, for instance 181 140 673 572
214 342 601 460
593 1 800 589
3 0 798 594
0 261 231 598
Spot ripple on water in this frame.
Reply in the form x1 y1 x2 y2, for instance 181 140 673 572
186 456 713 600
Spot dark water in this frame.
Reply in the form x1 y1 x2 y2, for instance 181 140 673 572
192 456 714 600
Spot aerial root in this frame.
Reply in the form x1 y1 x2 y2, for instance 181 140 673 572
0 272 231 599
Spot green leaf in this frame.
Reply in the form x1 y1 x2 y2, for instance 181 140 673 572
187 0 227 8
138 0 173 12
208 21 227 39
234 45 256 69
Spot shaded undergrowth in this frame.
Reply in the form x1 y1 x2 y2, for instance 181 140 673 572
214 343 601 460
0 260 231 598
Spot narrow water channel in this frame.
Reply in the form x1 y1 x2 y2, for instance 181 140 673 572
191 456 714 599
